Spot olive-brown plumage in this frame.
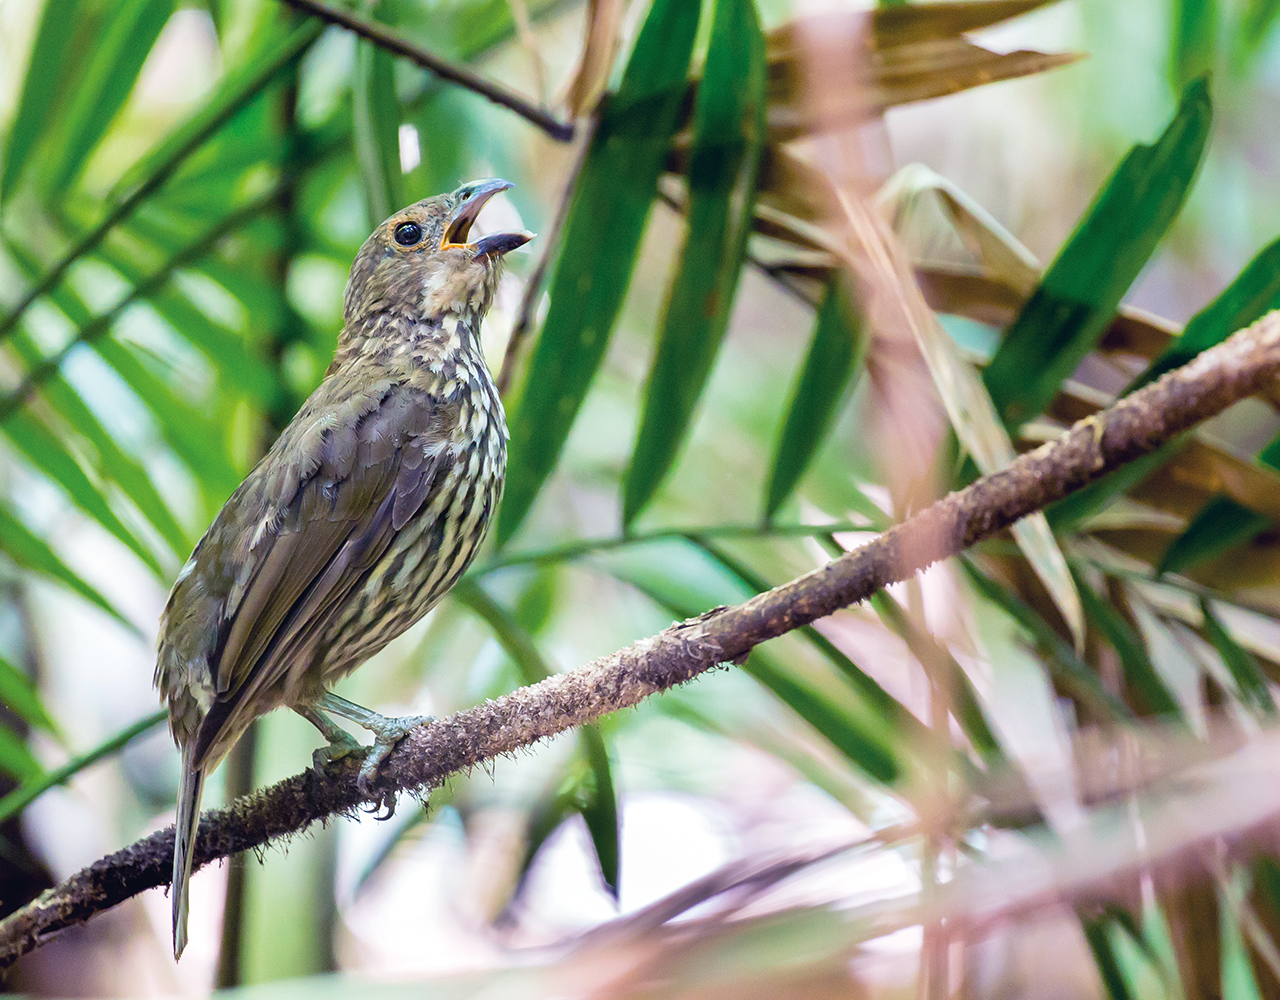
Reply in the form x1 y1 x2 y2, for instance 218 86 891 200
155 180 531 959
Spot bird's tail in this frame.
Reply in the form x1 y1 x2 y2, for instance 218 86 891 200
172 751 205 961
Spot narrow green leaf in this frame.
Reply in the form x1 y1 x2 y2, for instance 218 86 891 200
0 652 58 735
1074 573 1182 717
1047 439 1184 533
1158 418 1280 575
616 553 901 783
1200 600 1277 716
962 560 1130 721
1 411 164 577
91 337 242 497
3 245 189 554
0 708 165 824
0 503 135 631
92 243 282 409
1171 0 1217 91
1083 914 1140 1000
983 78 1212 429
1237 0 1280 62
44 0 176 196
1 0 83 202
577 725 620 899
743 652 899 782
0 726 40 783
765 278 864 518
1130 235 1280 393
497 0 703 547
869 591 1001 757
622 0 767 525
453 577 620 896
1160 496 1270 575
15 336 188 556
353 37 405 226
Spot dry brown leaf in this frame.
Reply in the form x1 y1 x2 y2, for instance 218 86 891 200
560 0 626 118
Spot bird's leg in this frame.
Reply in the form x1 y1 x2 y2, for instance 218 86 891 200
315 691 433 793
294 704 361 773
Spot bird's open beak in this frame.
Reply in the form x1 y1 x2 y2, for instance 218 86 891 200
443 178 534 257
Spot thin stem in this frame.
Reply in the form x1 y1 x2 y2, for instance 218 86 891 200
0 191 281 423
0 710 166 827
469 519 882 576
495 113 599 395
276 0 574 141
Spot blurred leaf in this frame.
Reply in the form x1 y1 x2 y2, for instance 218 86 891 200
869 591 1000 758
1220 873 1265 1000
453 577 619 896
562 0 626 117
1170 0 1217 91
577 724 619 899
623 0 766 526
0 503 135 632
497 0 702 547
45 0 176 196
0 725 39 783
1200 600 1277 716
353 36 404 226
1 411 164 577
91 242 282 410
1083 914 1140 1000
0 0 83 202
1130 235 1280 393
962 560 1129 721
0 708 165 824
1074 573 1181 718
1237 0 1280 63
91 337 242 498
614 548 901 784
0 652 57 736
1160 496 1270 577
764 278 864 519
983 77 1212 429
0 307 188 556
108 19 324 203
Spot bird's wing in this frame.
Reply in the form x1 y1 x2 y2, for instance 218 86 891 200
189 379 457 769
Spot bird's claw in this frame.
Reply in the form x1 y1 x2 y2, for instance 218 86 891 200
311 732 361 776
355 713 434 796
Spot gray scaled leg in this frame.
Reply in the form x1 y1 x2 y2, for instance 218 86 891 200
295 704 361 773
315 691 433 794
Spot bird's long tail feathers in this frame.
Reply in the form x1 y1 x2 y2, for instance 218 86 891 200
172 753 205 961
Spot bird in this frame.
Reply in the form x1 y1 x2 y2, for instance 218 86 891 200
154 179 531 960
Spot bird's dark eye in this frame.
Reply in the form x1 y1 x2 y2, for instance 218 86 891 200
393 221 422 246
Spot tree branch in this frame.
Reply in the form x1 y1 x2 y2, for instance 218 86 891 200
276 0 575 141
2 310 1280 967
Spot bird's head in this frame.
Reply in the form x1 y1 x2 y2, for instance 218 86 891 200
343 179 532 328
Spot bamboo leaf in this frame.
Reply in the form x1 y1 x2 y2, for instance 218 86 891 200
1171 0 1217 92
577 725 620 899
983 78 1212 429
1075 573 1182 718
0 503 136 632
1 411 164 577
0 726 40 783
623 0 767 525
0 652 58 736
8 328 187 556
497 0 703 547
0 0 83 202
352 36 405 225
764 278 864 518
962 560 1130 721
1200 600 1277 716
44 0 176 196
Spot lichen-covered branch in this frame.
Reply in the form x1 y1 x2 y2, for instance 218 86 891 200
2 310 1279 968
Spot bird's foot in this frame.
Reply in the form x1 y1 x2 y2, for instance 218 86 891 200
314 692 433 796
311 733 361 774
295 704 363 775
356 713 434 796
